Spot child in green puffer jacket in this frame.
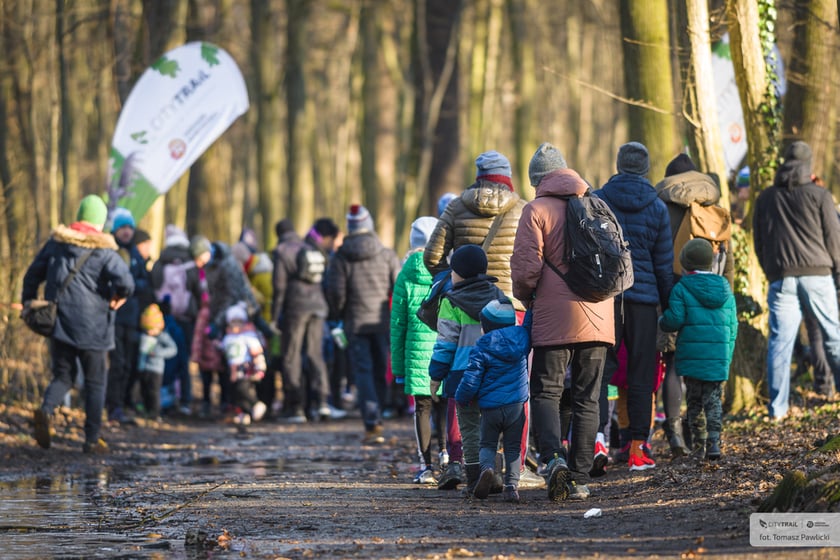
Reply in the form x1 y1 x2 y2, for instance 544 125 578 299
659 239 737 460
391 217 446 484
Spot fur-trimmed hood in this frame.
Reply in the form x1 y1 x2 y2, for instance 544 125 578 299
51 224 118 250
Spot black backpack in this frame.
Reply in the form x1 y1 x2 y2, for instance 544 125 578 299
415 269 452 331
545 190 634 302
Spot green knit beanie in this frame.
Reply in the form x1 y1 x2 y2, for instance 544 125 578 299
76 195 108 227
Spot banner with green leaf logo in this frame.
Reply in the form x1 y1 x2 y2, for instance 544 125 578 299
107 42 249 220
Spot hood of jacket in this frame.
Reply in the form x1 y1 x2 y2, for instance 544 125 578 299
477 325 530 363
400 250 432 286
247 251 273 276
445 276 502 321
338 231 383 262
681 273 730 309
535 168 590 199
773 158 813 189
460 179 520 218
655 170 720 207
598 173 660 212
51 224 118 250
158 244 193 266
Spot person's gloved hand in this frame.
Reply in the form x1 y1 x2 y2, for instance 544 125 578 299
430 379 441 403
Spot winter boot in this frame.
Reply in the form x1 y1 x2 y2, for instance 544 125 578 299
706 432 721 461
690 438 707 459
473 468 496 500
462 463 481 498
664 417 690 458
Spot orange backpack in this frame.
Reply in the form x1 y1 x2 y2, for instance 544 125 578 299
672 202 731 275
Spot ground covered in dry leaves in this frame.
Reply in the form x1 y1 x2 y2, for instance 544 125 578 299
0 387 838 559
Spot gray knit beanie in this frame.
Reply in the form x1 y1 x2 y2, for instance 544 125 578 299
528 142 568 186
475 151 512 178
616 142 650 176
346 204 375 234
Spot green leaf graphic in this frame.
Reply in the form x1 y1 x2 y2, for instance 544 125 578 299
130 131 149 145
712 40 731 61
152 56 180 78
201 43 220 66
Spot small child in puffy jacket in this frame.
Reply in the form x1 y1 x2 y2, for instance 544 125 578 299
138 304 178 421
659 239 737 461
455 298 530 503
221 302 268 428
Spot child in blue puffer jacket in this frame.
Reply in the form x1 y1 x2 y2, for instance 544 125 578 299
455 298 530 503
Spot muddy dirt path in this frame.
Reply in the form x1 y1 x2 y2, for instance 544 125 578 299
0 402 837 559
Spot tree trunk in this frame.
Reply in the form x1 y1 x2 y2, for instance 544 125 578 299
724 0 781 414
782 0 838 187
414 0 464 215
286 0 315 234
360 3 399 247
684 0 729 200
618 0 679 181
251 0 285 246
508 0 534 193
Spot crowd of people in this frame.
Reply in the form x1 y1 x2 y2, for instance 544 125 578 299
21 139 840 504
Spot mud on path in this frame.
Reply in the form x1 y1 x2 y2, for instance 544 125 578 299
0 399 838 560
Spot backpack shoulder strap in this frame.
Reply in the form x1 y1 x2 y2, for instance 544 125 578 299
58 250 94 298
482 209 510 252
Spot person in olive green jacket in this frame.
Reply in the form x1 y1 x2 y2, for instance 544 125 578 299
391 217 446 484
659 239 737 462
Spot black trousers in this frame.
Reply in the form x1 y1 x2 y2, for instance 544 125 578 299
531 342 607 484
605 301 659 441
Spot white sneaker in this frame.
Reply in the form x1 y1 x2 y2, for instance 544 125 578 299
251 401 267 422
318 404 348 420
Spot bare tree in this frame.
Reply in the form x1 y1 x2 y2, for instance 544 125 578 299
619 0 680 180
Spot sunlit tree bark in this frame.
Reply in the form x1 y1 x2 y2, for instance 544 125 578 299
619 0 680 180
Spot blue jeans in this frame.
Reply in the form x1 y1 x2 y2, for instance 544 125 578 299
766 275 840 418
347 332 389 430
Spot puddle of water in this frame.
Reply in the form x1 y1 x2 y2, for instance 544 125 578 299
0 459 379 559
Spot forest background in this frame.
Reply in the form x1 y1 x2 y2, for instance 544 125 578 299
1 0 838 410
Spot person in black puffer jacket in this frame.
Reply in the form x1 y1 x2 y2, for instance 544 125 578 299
325 205 401 444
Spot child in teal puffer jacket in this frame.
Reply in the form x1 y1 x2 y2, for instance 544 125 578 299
390 217 446 483
659 238 737 461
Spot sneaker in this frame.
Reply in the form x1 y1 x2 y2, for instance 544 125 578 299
437 462 464 490
413 468 436 484
251 401 267 422
518 467 546 489
628 440 656 471
108 407 128 424
179 404 192 416
279 407 308 424
473 468 496 500
317 404 348 420
502 485 521 503
82 438 109 454
362 425 385 445
615 441 631 464
546 454 571 502
568 481 591 500
33 408 51 449
590 440 609 478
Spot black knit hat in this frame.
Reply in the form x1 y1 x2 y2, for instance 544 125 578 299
665 153 697 177
450 244 488 279
680 238 714 272
617 142 650 176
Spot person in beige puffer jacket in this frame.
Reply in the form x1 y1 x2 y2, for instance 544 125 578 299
424 150 526 313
